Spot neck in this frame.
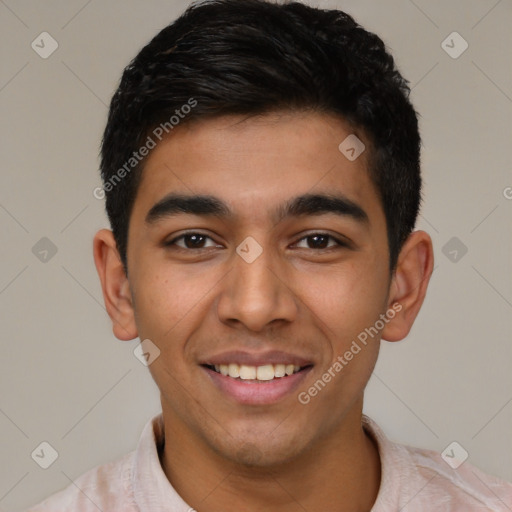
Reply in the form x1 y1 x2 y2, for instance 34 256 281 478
160 401 381 512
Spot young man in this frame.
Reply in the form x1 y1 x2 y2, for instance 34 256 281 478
27 0 512 510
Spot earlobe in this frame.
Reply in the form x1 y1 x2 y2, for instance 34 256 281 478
93 229 138 341
381 230 434 342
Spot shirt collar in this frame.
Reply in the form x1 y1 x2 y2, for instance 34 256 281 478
362 414 403 511
132 413 192 512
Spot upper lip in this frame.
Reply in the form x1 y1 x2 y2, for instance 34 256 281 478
201 350 314 367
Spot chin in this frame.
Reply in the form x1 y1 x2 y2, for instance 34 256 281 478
211 429 308 469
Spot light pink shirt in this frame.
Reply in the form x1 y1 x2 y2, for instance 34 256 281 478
26 414 512 511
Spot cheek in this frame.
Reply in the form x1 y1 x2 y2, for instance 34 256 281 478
131 262 223 345
297 260 388 344
131 268 213 398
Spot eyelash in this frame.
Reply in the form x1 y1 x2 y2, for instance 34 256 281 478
164 232 349 252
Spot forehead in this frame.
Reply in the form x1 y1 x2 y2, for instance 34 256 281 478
131 112 384 227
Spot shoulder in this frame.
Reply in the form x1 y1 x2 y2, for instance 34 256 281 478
363 415 512 511
403 443 512 510
25 451 137 512
24 414 165 511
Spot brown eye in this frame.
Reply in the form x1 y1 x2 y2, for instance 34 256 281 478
166 233 218 250
295 233 345 250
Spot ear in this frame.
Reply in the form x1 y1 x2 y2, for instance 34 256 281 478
93 229 138 341
381 230 434 342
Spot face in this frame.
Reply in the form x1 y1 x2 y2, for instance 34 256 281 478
124 112 394 466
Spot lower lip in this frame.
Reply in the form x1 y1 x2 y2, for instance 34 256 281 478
203 366 312 405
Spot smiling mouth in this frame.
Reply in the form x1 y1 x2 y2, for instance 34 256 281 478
203 363 312 382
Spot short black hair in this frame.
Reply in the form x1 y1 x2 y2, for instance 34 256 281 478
100 0 421 273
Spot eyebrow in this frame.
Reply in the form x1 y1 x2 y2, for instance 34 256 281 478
145 192 369 226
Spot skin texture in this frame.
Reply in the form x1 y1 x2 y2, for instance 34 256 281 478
94 112 434 511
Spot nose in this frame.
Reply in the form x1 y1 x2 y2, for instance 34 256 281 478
216 245 298 332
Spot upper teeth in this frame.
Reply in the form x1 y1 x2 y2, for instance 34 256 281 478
213 363 301 380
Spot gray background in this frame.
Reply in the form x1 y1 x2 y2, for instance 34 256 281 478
1 0 511 510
